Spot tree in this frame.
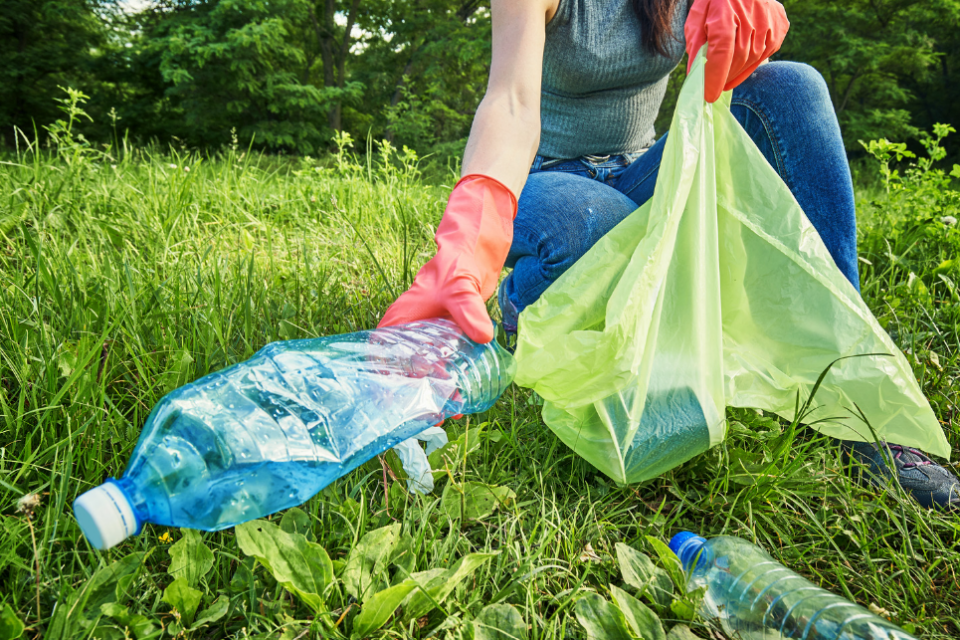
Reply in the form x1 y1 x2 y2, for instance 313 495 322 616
345 0 492 152
303 0 364 132
144 0 344 153
0 0 108 145
897 0 960 157
778 0 947 150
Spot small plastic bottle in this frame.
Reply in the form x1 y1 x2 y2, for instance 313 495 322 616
669 532 918 640
74 319 515 549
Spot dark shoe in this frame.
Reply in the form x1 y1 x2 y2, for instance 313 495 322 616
497 278 519 352
841 440 960 510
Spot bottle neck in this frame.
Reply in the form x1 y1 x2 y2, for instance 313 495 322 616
669 531 708 572
380 319 516 413
447 334 516 413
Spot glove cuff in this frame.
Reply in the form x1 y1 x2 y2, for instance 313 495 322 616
456 174 519 221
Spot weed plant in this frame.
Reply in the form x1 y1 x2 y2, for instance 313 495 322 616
1 95 959 639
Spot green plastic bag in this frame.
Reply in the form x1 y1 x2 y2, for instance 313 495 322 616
513 51 951 485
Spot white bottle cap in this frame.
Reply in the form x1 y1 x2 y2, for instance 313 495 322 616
73 482 138 550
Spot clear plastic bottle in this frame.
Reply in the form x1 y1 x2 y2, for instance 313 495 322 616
74 319 515 549
669 532 918 640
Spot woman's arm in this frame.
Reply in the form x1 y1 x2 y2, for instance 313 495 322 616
461 0 557 198
377 0 555 341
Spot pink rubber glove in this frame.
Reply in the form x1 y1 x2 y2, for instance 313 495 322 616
378 174 517 344
685 0 790 103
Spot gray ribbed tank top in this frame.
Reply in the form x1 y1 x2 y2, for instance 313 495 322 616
539 0 690 159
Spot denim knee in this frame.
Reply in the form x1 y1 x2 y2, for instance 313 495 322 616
732 62 837 174
741 61 830 102
731 60 860 289
507 171 638 305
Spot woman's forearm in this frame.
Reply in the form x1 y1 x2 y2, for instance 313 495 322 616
461 93 541 199
460 0 551 199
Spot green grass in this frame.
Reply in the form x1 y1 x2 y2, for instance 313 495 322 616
1 128 959 640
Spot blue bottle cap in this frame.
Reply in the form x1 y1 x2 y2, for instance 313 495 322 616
669 531 707 572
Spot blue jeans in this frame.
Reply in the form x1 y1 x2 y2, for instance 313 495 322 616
502 61 860 319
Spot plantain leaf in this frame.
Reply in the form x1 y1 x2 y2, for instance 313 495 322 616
161 577 202 627
441 482 515 521
99 603 157 640
390 533 417 585
473 603 527 640
46 549 150 640
615 543 673 607
190 596 229 629
574 593 633 640
350 582 418 638
666 624 702 640
343 523 400 601
644 536 686 591
0 603 25 640
610 585 665 640
236 519 334 615
428 424 485 472
401 552 497 620
280 507 316 542
167 529 214 587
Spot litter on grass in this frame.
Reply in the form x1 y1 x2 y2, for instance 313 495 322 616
514 49 950 485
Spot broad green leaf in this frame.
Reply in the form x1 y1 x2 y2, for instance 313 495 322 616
574 593 633 640
168 529 214 587
428 424 485 472
0 603 25 640
384 449 407 483
669 597 699 622
47 550 149 638
44 590 74 640
730 460 782 486
441 482 516 521
190 596 229 629
615 543 673 606
934 259 956 276
338 498 363 525
390 533 417 584
350 582 418 638
402 552 497 620
387 480 408 513
235 520 333 615
161 577 202 626
115 573 137 602
666 624 702 640
280 507 316 542
610 586 665 640
473 604 527 640
163 349 195 392
100 603 157 640
397 569 454 621
86 552 147 615
644 536 686 590
228 557 257 595
86 626 125 640
343 523 400 601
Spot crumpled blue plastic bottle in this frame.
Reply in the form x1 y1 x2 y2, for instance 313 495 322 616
670 532 918 640
74 319 515 549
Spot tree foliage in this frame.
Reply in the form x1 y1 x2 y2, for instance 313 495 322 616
143 0 351 153
1 0 958 158
780 0 960 153
0 0 108 145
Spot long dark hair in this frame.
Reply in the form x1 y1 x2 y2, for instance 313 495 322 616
633 0 683 57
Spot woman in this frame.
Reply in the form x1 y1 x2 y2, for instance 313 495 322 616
379 0 959 509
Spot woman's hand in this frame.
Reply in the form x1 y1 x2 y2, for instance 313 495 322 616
379 0 553 342
685 0 790 103
377 175 517 344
